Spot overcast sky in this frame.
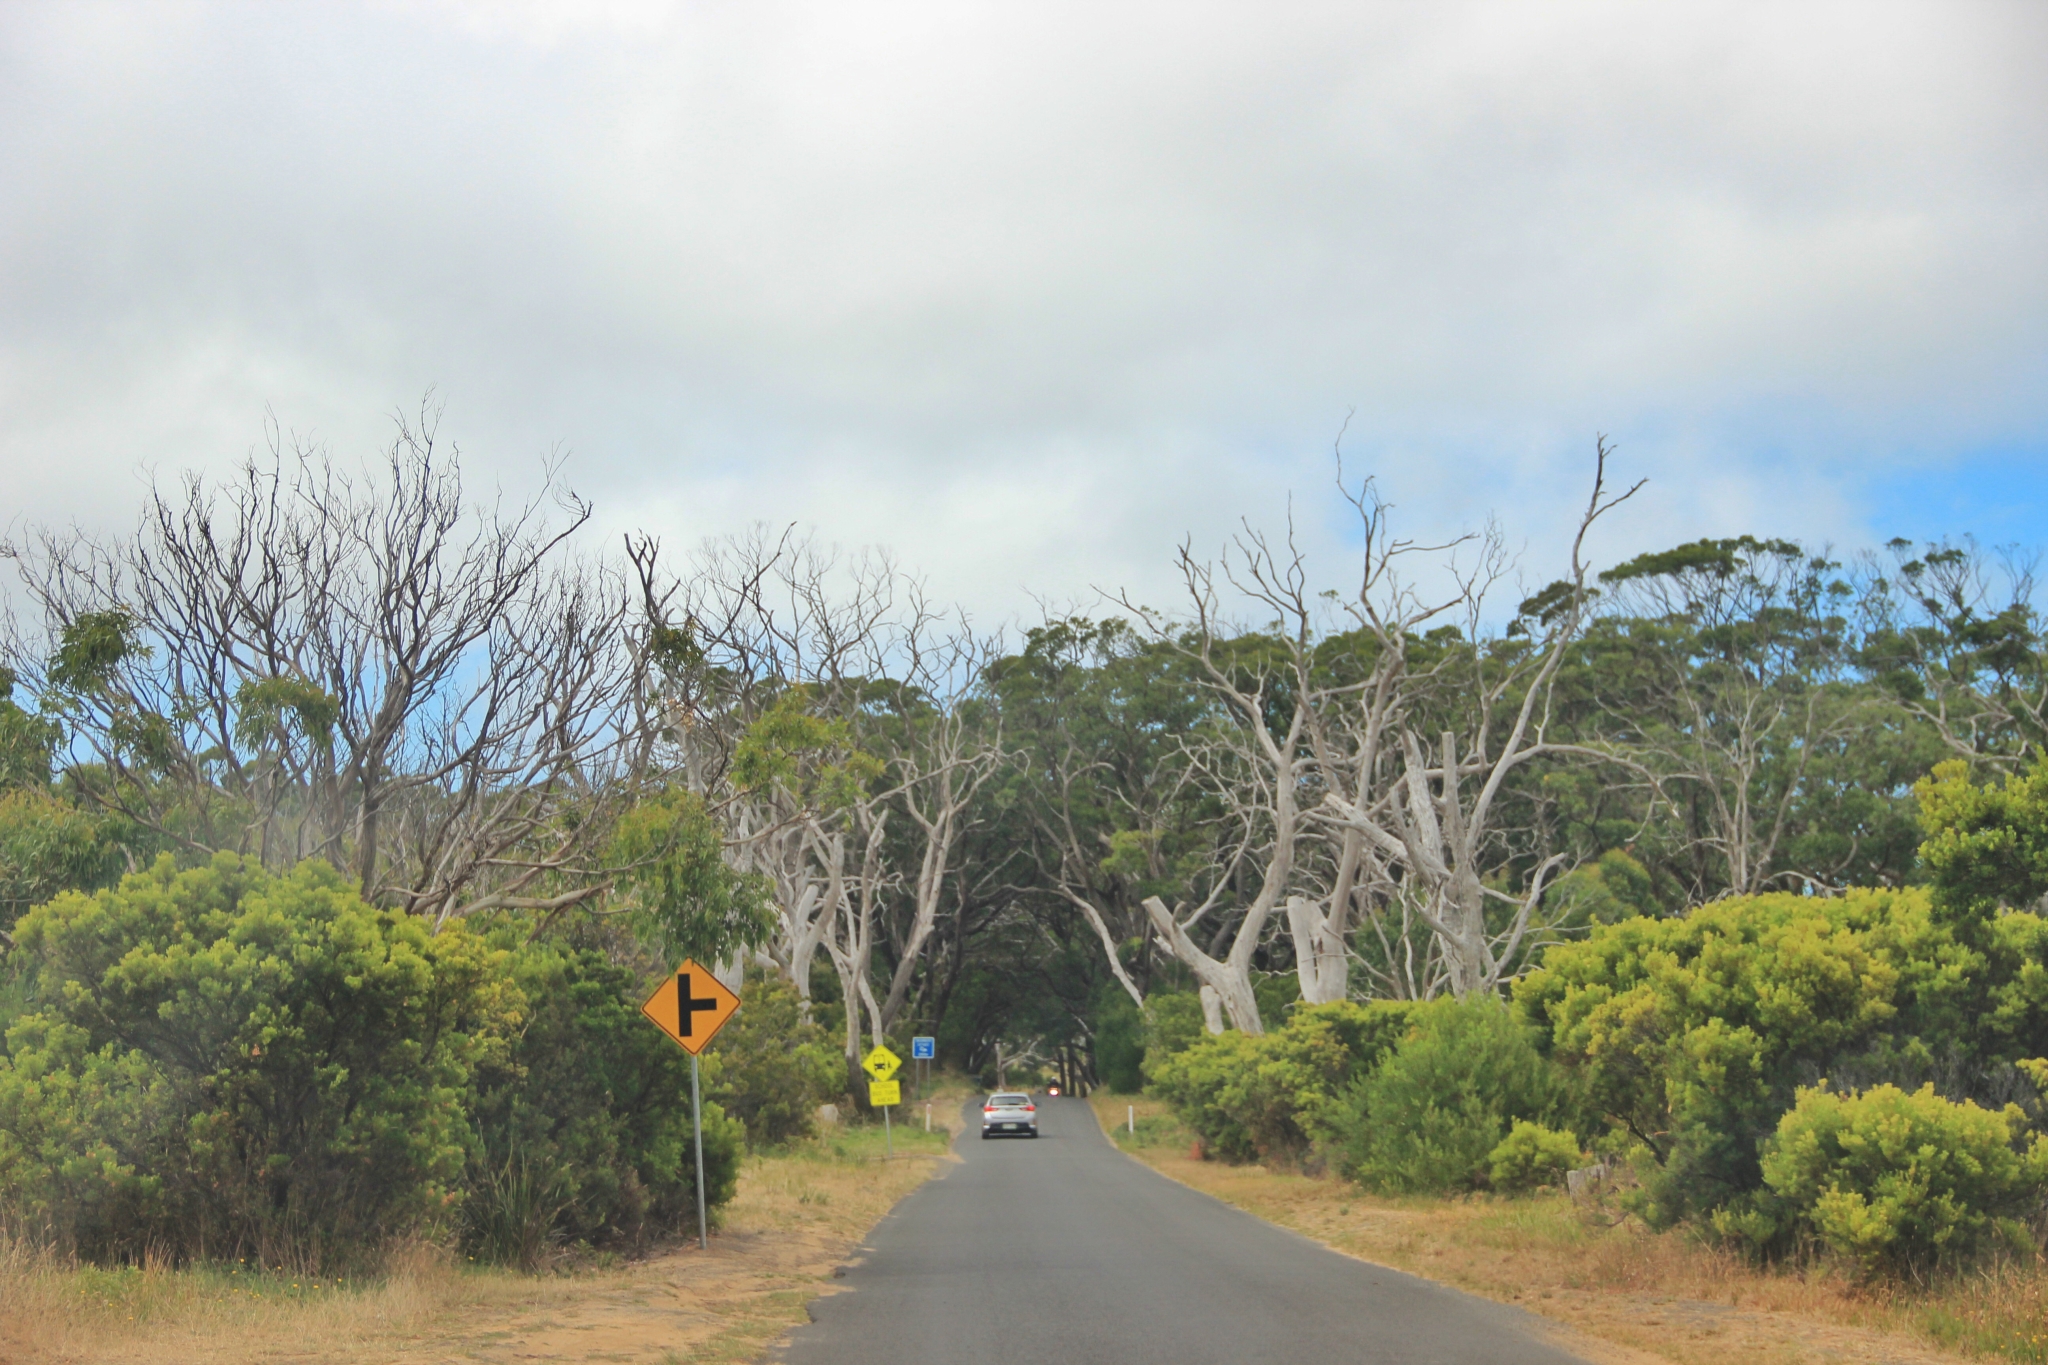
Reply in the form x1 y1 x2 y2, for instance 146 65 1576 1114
2 1 2043 624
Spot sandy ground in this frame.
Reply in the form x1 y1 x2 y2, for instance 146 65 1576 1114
1086 1093 1996 1365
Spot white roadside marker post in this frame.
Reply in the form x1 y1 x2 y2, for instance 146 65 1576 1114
1128 1105 1135 1136
925 1103 931 1133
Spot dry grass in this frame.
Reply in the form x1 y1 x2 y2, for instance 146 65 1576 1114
1088 1093 2048 1365
0 1093 968 1365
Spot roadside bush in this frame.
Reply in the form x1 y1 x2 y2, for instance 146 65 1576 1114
708 973 840 1146
1141 991 1208 1060
0 1013 177 1256
1718 1082 2048 1279
0 854 496 1268
1328 997 1566 1194
1912 758 2048 1066
1488 1121 1584 1193
0 789 121 931
465 935 744 1263
1514 887 1960 1228
0 856 756 1271
1146 1001 1414 1165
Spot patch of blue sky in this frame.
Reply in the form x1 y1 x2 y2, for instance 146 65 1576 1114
1860 439 2048 550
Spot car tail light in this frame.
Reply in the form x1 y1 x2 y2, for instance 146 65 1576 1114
983 1106 995 1113
1025 1104 1036 1112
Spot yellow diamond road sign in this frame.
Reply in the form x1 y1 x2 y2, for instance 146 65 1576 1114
868 1079 901 1107
640 959 741 1056
861 1044 901 1082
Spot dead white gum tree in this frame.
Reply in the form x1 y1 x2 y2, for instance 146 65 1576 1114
1312 439 1642 999
636 527 895 998
9 408 653 924
1117 536 1331 1035
827 609 1004 1087
1113 485 1468 1022
644 527 1002 1087
874 691 1002 1036
1104 439 1640 1023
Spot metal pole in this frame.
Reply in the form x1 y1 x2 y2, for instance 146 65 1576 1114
691 1052 708 1250
883 1102 893 1157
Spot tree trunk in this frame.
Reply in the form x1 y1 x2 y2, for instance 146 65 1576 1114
1285 894 1350 1004
1144 895 1264 1034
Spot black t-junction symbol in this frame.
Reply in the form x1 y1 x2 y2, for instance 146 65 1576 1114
679 972 720 1036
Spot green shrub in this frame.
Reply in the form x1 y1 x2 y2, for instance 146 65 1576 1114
0 788 121 930
1488 1121 1584 1193
1093 987 1146 1093
1720 1082 2048 1279
1915 757 2048 929
464 935 744 1262
1144 1028 1264 1161
0 1012 178 1256
1514 886 1968 1227
0 855 755 1270
1145 1001 1414 1164
709 973 841 1146
1142 991 1208 1060
1329 997 1565 1194
0 854 495 1268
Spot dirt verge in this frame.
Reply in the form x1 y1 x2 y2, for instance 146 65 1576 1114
2 1117 959 1365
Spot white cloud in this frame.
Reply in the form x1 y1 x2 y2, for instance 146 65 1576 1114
1 0 2042 625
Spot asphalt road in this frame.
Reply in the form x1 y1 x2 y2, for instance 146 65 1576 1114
776 1096 1589 1365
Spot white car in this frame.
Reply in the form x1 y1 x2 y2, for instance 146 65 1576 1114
980 1092 1039 1139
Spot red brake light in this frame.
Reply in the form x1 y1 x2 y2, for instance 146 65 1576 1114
983 1105 995 1112
1025 1104 1035 1112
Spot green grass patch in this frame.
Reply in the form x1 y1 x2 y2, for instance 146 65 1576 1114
55 1258 370 1321
810 1113 954 1163
1106 1108 1192 1153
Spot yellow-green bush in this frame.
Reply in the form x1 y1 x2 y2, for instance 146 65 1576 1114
708 974 842 1146
1488 1120 1584 1193
0 855 493 1268
1720 1082 2048 1279
1143 1001 1414 1164
1514 886 1959 1227
0 855 750 1271
1325 998 1568 1194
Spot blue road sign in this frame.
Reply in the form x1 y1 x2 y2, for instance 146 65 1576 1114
911 1035 936 1060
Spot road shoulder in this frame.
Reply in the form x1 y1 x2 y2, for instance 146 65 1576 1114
5 1118 961 1365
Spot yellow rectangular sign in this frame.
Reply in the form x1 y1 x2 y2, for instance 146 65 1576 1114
868 1079 901 1107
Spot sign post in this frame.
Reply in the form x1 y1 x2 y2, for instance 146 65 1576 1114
862 1045 902 1156
640 959 741 1250
910 1035 935 1101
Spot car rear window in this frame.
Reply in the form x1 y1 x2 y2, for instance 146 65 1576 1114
990 1094 1029 1106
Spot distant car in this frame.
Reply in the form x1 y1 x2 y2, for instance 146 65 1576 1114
981 1092 1038 1138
